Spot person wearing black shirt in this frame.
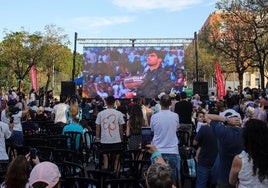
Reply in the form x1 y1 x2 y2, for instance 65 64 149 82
137 48 173 99
174 92 193 146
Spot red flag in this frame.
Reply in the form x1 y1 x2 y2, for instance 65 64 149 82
215 61 226 100
30 65 37 91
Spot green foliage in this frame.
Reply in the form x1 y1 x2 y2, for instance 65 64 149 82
185 36 221 83
0 25 74 93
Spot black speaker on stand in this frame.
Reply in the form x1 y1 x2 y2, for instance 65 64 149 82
193 82 208 101
61 81 76 100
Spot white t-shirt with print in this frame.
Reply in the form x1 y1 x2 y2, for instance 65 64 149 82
95 108 125 144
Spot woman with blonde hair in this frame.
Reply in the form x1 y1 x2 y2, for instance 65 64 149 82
34 106 48 122
66 97 82 124
62 97 84 150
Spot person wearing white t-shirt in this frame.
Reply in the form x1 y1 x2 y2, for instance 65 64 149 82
1 100 28 146
151 94 181 187
95 96 125 172
52 97 69 126
0 121 13 161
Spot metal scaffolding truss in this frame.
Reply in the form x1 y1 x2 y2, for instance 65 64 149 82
77 38 194 47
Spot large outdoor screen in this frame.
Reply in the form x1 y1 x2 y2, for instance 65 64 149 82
82 46 185 99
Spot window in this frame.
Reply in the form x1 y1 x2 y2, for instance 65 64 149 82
255 78 260 86
246 74 251 86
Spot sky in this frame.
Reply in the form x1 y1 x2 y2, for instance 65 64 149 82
0 0 217 53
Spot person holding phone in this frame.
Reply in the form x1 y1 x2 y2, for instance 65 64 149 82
141 127 153 149
150 94 181 187
30 148 37 160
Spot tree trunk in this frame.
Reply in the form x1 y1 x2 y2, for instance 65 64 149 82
260 65 265 90
238 73 243 90
43 73 51 106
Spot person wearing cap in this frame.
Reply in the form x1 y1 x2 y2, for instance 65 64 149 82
205 112 243 188
137 48 173 99
29 162 61 188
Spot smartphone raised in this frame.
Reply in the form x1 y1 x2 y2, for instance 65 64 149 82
30 148 37 159
141 127 153 149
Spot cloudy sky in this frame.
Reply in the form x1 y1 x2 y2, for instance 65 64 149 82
0 0 217 52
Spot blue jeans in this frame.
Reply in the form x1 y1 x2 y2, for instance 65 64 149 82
6 130 23 146
196 163 214 188
162 153 181 181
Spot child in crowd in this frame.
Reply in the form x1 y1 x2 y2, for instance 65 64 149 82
194 111 208 163
195 111 207 133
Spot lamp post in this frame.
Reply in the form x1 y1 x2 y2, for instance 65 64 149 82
194 32 199 82
72 32 77 81
52 59 55 89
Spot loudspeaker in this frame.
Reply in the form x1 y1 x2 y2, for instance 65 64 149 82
193 82 208 97
61 81 76 97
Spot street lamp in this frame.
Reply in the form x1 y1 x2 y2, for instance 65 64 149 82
194 32 199 82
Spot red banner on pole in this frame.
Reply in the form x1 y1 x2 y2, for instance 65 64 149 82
30 65 37 91
215 61 226 100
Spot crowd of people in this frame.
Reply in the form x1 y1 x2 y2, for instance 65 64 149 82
0 84 268 187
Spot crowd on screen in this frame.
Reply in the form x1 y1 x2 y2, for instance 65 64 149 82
82 46 186 98
0 84 268 187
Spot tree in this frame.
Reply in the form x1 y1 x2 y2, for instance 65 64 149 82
0 30 44 90
215 0 268 89
242 0 268 89
184 37 223 86
0 25 77 95
201 6 255 89
40 25 71 95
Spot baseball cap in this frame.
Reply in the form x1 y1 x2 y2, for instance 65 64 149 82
29 162 61 188
225 112 238 118
221 109 241 119
225 112 239 118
